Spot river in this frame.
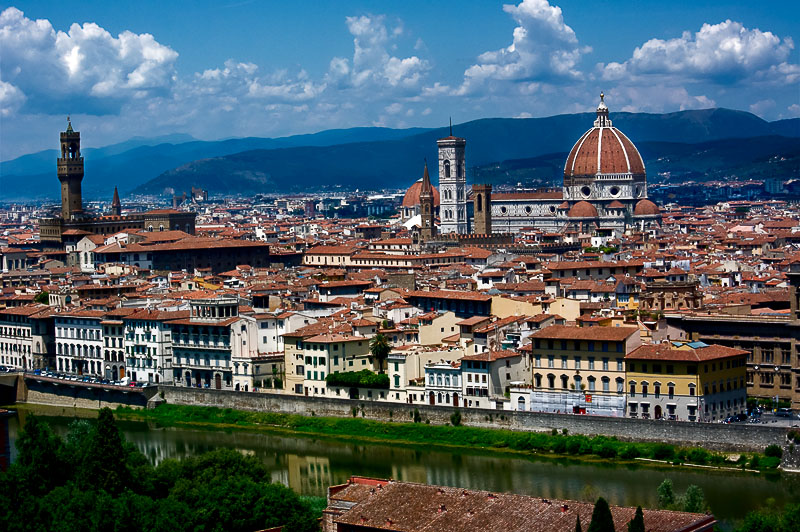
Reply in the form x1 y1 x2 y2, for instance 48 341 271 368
3 407 799 527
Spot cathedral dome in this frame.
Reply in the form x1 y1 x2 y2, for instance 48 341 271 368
402 178 440 208
634 199 660 216
564 94 646 185
568 201 598 218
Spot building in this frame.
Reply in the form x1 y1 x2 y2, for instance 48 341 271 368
520 325 640 416
437 130 468 234
625 342 748 422
124 309 188 384
322 476 717 532
487 95 661 234
54 310 105 376
0 305 53 371
39 119 197 247
418 163 436 242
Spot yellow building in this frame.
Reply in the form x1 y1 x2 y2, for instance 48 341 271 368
522 325 641 416
625 341 747 422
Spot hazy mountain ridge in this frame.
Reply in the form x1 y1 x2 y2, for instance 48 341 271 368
1 109 797 200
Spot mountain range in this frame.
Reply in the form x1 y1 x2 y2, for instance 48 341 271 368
1 108 798 200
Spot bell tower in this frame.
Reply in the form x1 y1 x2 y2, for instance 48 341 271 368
437 120 467 234
419 162 436 242
58 117 84 219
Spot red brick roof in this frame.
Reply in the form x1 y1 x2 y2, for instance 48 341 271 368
529 325 638 342
626 343 748 362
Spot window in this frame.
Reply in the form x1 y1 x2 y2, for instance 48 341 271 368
561 356 568 369
668 384 675 399
535 355 541 368
535 374 542 387
642 383 649 397
574 356 581 369
588 377 596 391
602 358 609 371
548 355 554 368
602 342 608 352
602 377 610 392
616 359 623 371
654 383 661 398
629 382 636 396
588 357 595 370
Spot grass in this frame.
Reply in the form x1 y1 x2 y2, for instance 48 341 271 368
114 403 781 472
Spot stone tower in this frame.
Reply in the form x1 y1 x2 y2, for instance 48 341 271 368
57 117 84 219
437 124 467 234
472 183 492 235
110 186 121 216
419 162 436 242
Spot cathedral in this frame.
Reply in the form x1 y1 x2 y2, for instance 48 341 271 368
39 119 196 248
401 95 661 237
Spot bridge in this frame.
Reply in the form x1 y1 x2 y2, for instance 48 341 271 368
0 372 158 409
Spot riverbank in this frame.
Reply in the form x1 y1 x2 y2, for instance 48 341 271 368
113 403 782 474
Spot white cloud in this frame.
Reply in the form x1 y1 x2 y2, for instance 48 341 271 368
456 0 589 95
327 14 429 91
749 99 776 117
0 7 178 114
0 79 26 116
787 104 800 118
600 20 798 85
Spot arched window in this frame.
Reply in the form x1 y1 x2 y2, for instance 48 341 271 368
518 396 526 411
444 160 451 178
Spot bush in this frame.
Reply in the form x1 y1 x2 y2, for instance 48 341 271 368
620 445 641 460
325 370 389 389
765 445 783 459
652 444 675 461
413 409 422 423
686 448 710 465
450 410 462 427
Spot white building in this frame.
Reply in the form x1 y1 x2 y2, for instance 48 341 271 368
55 310 105 376
437 133 468 234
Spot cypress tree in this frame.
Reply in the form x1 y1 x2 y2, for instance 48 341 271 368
627 506 645 532
575 513 583 532
588 497 616 532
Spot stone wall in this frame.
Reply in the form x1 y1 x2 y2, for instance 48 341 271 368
159 387 787 452
25 380 152 410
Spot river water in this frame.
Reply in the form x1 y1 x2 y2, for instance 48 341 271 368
4 408 799 526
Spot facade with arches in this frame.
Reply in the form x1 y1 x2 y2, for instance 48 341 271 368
54 311 106 377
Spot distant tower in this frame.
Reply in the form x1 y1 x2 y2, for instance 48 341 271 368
437 121 467 234
110 186 121 216
472 184 492 235
419 162 436 242
57 117 84 219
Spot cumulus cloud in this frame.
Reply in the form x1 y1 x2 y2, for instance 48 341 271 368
0 7 178 114
327 14 429 90
600 20 798 84
456 0 589 94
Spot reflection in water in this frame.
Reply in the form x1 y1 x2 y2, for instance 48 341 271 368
7 411 800 524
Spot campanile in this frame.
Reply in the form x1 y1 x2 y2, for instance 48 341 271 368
58 117 84 219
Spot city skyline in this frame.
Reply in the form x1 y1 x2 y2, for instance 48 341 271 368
1 0 798 161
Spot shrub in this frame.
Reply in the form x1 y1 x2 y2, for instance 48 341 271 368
686 448 710 465
450 409 462 427
748 454 760 469
620 445 641 460
657 479 675 509
551 437 567 454
764 445 783 459
681 485 706 513
413 409 422 423
325 370 389 389
652 444 675 461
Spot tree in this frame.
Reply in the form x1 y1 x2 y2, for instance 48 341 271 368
575 513 583 532
681 485 706 513
628 506 645 532
14 415 69 495
84 408 128 494
657 479 675 508
588 497 616 532
34 291 49 304
369 333 391 374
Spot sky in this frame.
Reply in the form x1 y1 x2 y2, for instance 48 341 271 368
1 0 798 161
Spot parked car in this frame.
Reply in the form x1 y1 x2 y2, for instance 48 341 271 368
776 408 793 417
735 413 747 422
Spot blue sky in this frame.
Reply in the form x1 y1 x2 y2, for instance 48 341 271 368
1 0 798 160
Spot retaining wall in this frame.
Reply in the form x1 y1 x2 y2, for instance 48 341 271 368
25 380 152 410
159 386 788 452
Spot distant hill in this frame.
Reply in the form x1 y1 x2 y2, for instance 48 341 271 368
472 136 800 188
2 108 797 200
134 110 800 196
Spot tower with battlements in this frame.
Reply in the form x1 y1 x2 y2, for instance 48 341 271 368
57 118 84 219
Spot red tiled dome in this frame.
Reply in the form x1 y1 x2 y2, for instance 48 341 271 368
634 199 660 216
402 179 440 208
568 201 598 218
564 96 645 184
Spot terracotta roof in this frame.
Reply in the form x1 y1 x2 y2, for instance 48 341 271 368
529 324 638 341
626 343 748 362
402 178 441 208
565 121 645 178
568 201 599 218
634 199 661 216
328 477 715 532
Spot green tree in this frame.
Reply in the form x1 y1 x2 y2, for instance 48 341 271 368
627 506 645 532
34 291 49 304
14 415 69 495
681 485 706 513
84 408 128 494
575 513 583 532
657 479 675 508
369 333 392 373
588 497 616 532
